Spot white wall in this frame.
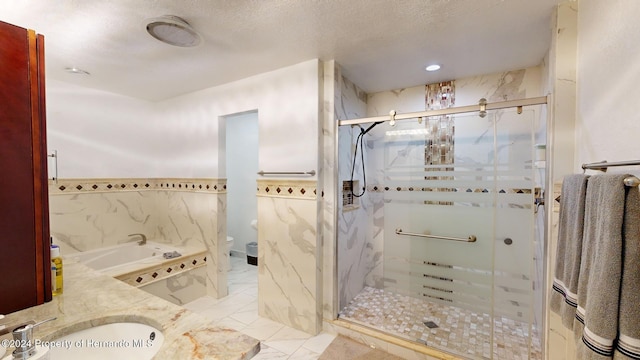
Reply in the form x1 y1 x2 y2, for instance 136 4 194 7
155 59 321 178
547 1 640 358
46 79 158 178
575 0 640 174
47 59 321 179
46 60 322 303
226 111 259 254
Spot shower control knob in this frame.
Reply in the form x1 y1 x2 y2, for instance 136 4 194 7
504 238 513 245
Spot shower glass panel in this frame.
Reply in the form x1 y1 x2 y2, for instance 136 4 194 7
338 108 539 360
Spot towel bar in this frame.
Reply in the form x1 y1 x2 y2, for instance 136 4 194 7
395 228 477 243
582 159 640 172
257 170 316 176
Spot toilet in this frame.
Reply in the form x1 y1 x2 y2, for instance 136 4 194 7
226 236 234 271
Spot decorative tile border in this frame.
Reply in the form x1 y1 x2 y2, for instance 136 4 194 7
115 251 207 288
49 178 227 195
256 179 319 200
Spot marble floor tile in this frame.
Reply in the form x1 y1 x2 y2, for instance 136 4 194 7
264 326 313 355
182 293 221 312
301 332 339 354
251 344 290 360
214 316 248 332
242 317 287 341
230 300 260 325
191 293 256 322
288 347 321 359
184 255 336 359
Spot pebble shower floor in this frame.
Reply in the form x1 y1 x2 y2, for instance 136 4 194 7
338 287 541 359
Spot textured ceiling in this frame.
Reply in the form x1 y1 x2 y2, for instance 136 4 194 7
0 0 562 101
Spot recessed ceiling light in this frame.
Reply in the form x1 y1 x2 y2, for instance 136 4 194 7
146 15 202 47
425 64 441 72
65 67 90 75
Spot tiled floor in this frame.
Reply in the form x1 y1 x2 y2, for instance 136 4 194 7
338 287 541 360
183 256 337 359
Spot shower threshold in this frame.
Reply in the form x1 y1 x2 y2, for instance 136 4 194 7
338 286 541 360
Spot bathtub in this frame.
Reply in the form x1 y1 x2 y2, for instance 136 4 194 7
67 241 181 275
67 241 208 305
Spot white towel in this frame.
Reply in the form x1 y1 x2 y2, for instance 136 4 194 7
574 174 629 359
550 174 589 329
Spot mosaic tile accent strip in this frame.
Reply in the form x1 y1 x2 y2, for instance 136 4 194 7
115 251 207 288
339 287 541 360
49 178 227 195
256 179 318 199
425 81 456 168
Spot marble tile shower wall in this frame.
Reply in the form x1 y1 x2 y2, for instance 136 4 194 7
48 178 229 299
321 61 338 322
341 66 545 310
334 70 385 312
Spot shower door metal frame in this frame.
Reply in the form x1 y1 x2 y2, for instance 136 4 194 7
338 96 549 127
334 94 551 359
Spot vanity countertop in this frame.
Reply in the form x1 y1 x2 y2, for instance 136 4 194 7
0 261 260 359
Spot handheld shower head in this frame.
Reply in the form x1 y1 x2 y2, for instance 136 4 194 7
362 121 384 135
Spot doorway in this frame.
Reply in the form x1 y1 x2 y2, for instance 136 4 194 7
224 111 259 268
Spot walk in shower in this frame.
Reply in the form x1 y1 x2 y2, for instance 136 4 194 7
337 98 547 360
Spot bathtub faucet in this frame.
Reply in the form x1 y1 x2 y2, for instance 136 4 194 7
128 233 147 246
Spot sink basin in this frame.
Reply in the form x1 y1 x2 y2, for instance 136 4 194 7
49 322 164 360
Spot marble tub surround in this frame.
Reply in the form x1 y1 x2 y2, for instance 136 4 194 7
113 247 208 305
256 179 321 335
68 241 206 278
138 266 207 306
49 177 229 300
48 178 227 252
113 247 207 285
0 261 259 359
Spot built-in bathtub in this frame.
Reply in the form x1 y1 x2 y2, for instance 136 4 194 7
67 241 207 305
67 241 179 273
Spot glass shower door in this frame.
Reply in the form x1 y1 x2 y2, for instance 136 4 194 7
382 113 496 358
381 109 538 359
492 109 538 359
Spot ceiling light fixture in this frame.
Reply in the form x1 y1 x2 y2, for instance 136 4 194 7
146 15 202 47
65 67 90 75
425 64 441 72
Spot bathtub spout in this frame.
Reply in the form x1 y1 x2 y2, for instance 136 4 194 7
127 233 147 246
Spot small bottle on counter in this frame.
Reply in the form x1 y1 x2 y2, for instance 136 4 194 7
51 244 63 296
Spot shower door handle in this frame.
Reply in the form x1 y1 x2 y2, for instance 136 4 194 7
395 228 477 243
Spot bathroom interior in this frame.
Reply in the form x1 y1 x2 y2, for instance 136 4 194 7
1 1 639 359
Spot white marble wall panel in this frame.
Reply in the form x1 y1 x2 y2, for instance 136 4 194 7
49 191 161 252
321 61 338 321
257 192 319 335
49 178 228 299
139 266 207 306
545 2 578 359
334 69 384 312
156 191 228 299
366 86 426 116
338 73 368 121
